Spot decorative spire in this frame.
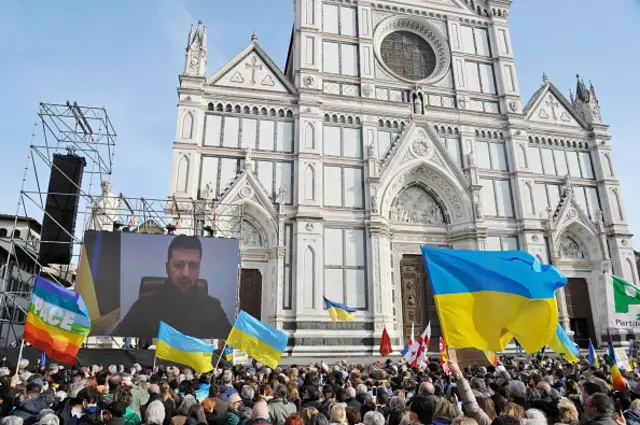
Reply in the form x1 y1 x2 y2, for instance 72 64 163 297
569 89 575 105
575 74 591 103
251 31 258 42
542 72 549 85
589 80 598 102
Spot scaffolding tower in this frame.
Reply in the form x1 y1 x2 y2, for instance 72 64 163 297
0 101 246 349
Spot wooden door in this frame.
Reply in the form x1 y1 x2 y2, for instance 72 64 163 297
400 255 440 352
564 278 596 348
239 269 262 320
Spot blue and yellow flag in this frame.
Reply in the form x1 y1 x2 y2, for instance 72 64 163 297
226 311 288 369
156 322 215 373
323 297 356 322
548 324 580 364
421 246 567 354
588 339 599 368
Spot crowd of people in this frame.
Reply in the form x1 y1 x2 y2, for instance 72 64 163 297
0 354 636 425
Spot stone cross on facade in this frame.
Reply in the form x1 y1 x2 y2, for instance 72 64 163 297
545 95 560 119
245 56 262 85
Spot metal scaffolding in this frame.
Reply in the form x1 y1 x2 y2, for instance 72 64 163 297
0 101 246 349
0 102 117 347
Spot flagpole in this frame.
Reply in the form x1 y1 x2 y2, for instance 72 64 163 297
210 340 227 384
14 339 25 376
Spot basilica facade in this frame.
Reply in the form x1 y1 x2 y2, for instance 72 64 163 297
168 0 637 355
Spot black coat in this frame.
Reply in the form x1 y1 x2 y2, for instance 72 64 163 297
112 281 231 338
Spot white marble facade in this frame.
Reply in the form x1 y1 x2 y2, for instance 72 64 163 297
168 2 637 355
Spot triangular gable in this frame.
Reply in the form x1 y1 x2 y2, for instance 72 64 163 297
208 41 296 95
379 121 469 192
217 166 278 220
551 184 598 236
524 82 587 129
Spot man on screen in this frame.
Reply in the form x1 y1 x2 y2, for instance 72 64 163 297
112 235 233 338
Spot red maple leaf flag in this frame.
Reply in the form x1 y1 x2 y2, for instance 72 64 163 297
379 327 392 357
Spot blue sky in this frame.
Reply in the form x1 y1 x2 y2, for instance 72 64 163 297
0 0 639 245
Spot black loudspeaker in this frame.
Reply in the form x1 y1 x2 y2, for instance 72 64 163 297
38 154 86 265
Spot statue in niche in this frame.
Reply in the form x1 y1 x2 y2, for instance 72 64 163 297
467 151 476 168
367 142 375 158
474 192 484 219
558 236 587 260
390 186 445 225
86 181 123 231
371 193 378 214
413 93 423 115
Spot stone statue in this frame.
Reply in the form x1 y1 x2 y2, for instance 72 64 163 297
367 142 375 158
474 193 484 219
371 194 378 214
467 151 476 168
413 94 423 115
86 181 123 231
563 175 573 193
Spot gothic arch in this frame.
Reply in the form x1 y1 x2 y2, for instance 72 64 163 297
181 112 194 139
389 184 448 225
604 153 614 177
523 182 535 215
626 258 637 284
304 123 315 149
379 160 472 224
611 189 624 221
517 144 528 168
555 222 602 263
304 164 315 201
241 218 265 249
175 154 190 193
226 199 278 248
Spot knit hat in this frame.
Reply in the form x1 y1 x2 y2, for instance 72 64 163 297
252 401 269 420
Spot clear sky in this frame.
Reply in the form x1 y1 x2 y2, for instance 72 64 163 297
0 0 638 245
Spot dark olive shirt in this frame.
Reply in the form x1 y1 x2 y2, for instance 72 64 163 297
112 281 232 338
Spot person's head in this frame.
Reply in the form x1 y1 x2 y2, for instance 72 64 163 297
145 400 166 425
418 382 435 397
188 403 207 424
228 393 243 411
302 407 319 425
408 396 435 425
0 417 23 425
451 418 477 425
475 396 496 420
502 402 525 419
490 416 520 425
435 397 458 421
309 413 329 425
241 385 255 401
166 235 202 293
38 413 59 425
286 413 304 425
584 393 614 419
362 411 385 425
253 401 270 420
524 408 547 425
505 381 526 401
201 398 216 413
330 405 347 424
557 399 579 425
345 406 361 425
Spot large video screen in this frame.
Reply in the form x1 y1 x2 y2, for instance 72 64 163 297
76 231 239 339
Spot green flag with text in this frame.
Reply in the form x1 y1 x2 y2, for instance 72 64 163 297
613 275 640 313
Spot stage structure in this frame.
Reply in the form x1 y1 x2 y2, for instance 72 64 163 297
0 101 247 350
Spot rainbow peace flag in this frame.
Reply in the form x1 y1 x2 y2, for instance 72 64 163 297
24 276 91 364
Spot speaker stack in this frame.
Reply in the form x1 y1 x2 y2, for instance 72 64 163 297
37 153 87 265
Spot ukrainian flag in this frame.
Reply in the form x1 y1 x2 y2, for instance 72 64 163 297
226 311 288 369
156 322 215 373
421 246 567 354
548 324 580 364
588 339 599 368
323 297 356 322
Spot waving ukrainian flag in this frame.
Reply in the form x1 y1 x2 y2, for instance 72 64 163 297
548 323 580 364
156 322 214 373
323 297 356 322
421 246 567 354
